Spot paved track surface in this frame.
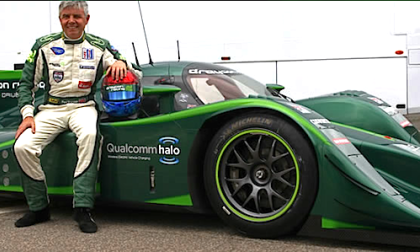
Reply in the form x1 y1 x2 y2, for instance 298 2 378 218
1 113 420 252
0 197 418 252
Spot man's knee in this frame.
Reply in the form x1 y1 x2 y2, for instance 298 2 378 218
14 137 30 156
79 129 97 141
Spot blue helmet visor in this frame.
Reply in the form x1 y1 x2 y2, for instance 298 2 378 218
106 91 137 101
103 84 138 101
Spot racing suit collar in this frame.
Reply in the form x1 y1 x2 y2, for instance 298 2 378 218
61 31 86 44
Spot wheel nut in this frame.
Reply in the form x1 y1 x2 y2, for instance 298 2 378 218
256 170 265 179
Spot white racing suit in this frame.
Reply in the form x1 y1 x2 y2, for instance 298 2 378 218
14 31 142 211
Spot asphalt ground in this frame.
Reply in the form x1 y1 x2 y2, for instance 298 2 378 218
1 113 420 252
0 196 418 252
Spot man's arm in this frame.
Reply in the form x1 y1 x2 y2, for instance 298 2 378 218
15 42 44 139
18 42 44 117
103 42 143 80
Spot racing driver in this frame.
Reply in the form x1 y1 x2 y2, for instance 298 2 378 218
13 1 142 233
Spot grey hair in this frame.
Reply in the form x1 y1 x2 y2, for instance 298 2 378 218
59 1 89 17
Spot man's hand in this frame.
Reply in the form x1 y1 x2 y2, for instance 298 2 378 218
15 116 35 139
106 60 127 80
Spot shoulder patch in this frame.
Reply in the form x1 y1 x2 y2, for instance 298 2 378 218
37 32 61 47
85 33 108 51
26 50 36 63
110 45 118 53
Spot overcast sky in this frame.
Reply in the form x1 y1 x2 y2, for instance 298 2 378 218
1 1 420 70
2 1 420 109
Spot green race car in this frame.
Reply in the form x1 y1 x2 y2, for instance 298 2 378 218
1 61 420 246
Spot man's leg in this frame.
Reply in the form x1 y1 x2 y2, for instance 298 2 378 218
69 105 102 233
13 109 67 227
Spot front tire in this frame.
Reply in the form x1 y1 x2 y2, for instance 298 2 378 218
204 112 318 238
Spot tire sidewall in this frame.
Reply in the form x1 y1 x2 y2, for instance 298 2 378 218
204 113 318 238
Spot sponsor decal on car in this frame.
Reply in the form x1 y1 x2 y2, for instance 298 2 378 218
179 93 189 103
158 137 180 165
188 69 236 75
53 71 64 83
0 73 24 99
333 138 350 145
310 119 330 125
379 106 398 116
394 143 420 154
291 104 311 114
51 47 65 55
368 97 384 104
400 120 411 128
310 118 331 129
105 136 181 165
0 81 19 90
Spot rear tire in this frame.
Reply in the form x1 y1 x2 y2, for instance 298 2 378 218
204 113 318 238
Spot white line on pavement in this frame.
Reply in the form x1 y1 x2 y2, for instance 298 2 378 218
0 205 27 215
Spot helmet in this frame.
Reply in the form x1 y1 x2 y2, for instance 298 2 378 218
101 70 142 118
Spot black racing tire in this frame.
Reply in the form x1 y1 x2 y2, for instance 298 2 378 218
203 112 318 238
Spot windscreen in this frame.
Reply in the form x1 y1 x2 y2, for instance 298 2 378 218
184 63 271 105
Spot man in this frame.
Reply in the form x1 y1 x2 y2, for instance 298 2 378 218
13 1 142 233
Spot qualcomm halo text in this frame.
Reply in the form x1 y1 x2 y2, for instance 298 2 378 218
106 136 181 165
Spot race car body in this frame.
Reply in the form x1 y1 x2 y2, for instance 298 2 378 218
0 61 419 246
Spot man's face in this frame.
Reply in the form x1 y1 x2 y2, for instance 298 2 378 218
59 7 90 39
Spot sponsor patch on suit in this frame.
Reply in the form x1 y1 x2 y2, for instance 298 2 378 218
110 45 118 53
53 71 64 83
82 48 94 60
48 97 59 104
78 81 92 89
79 65 95 70
51 47 65 55
49 62 61 68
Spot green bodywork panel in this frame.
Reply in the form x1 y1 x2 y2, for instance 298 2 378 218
0 70 42 116
297 90 420 230
297 90 420 145
2 63 420 235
